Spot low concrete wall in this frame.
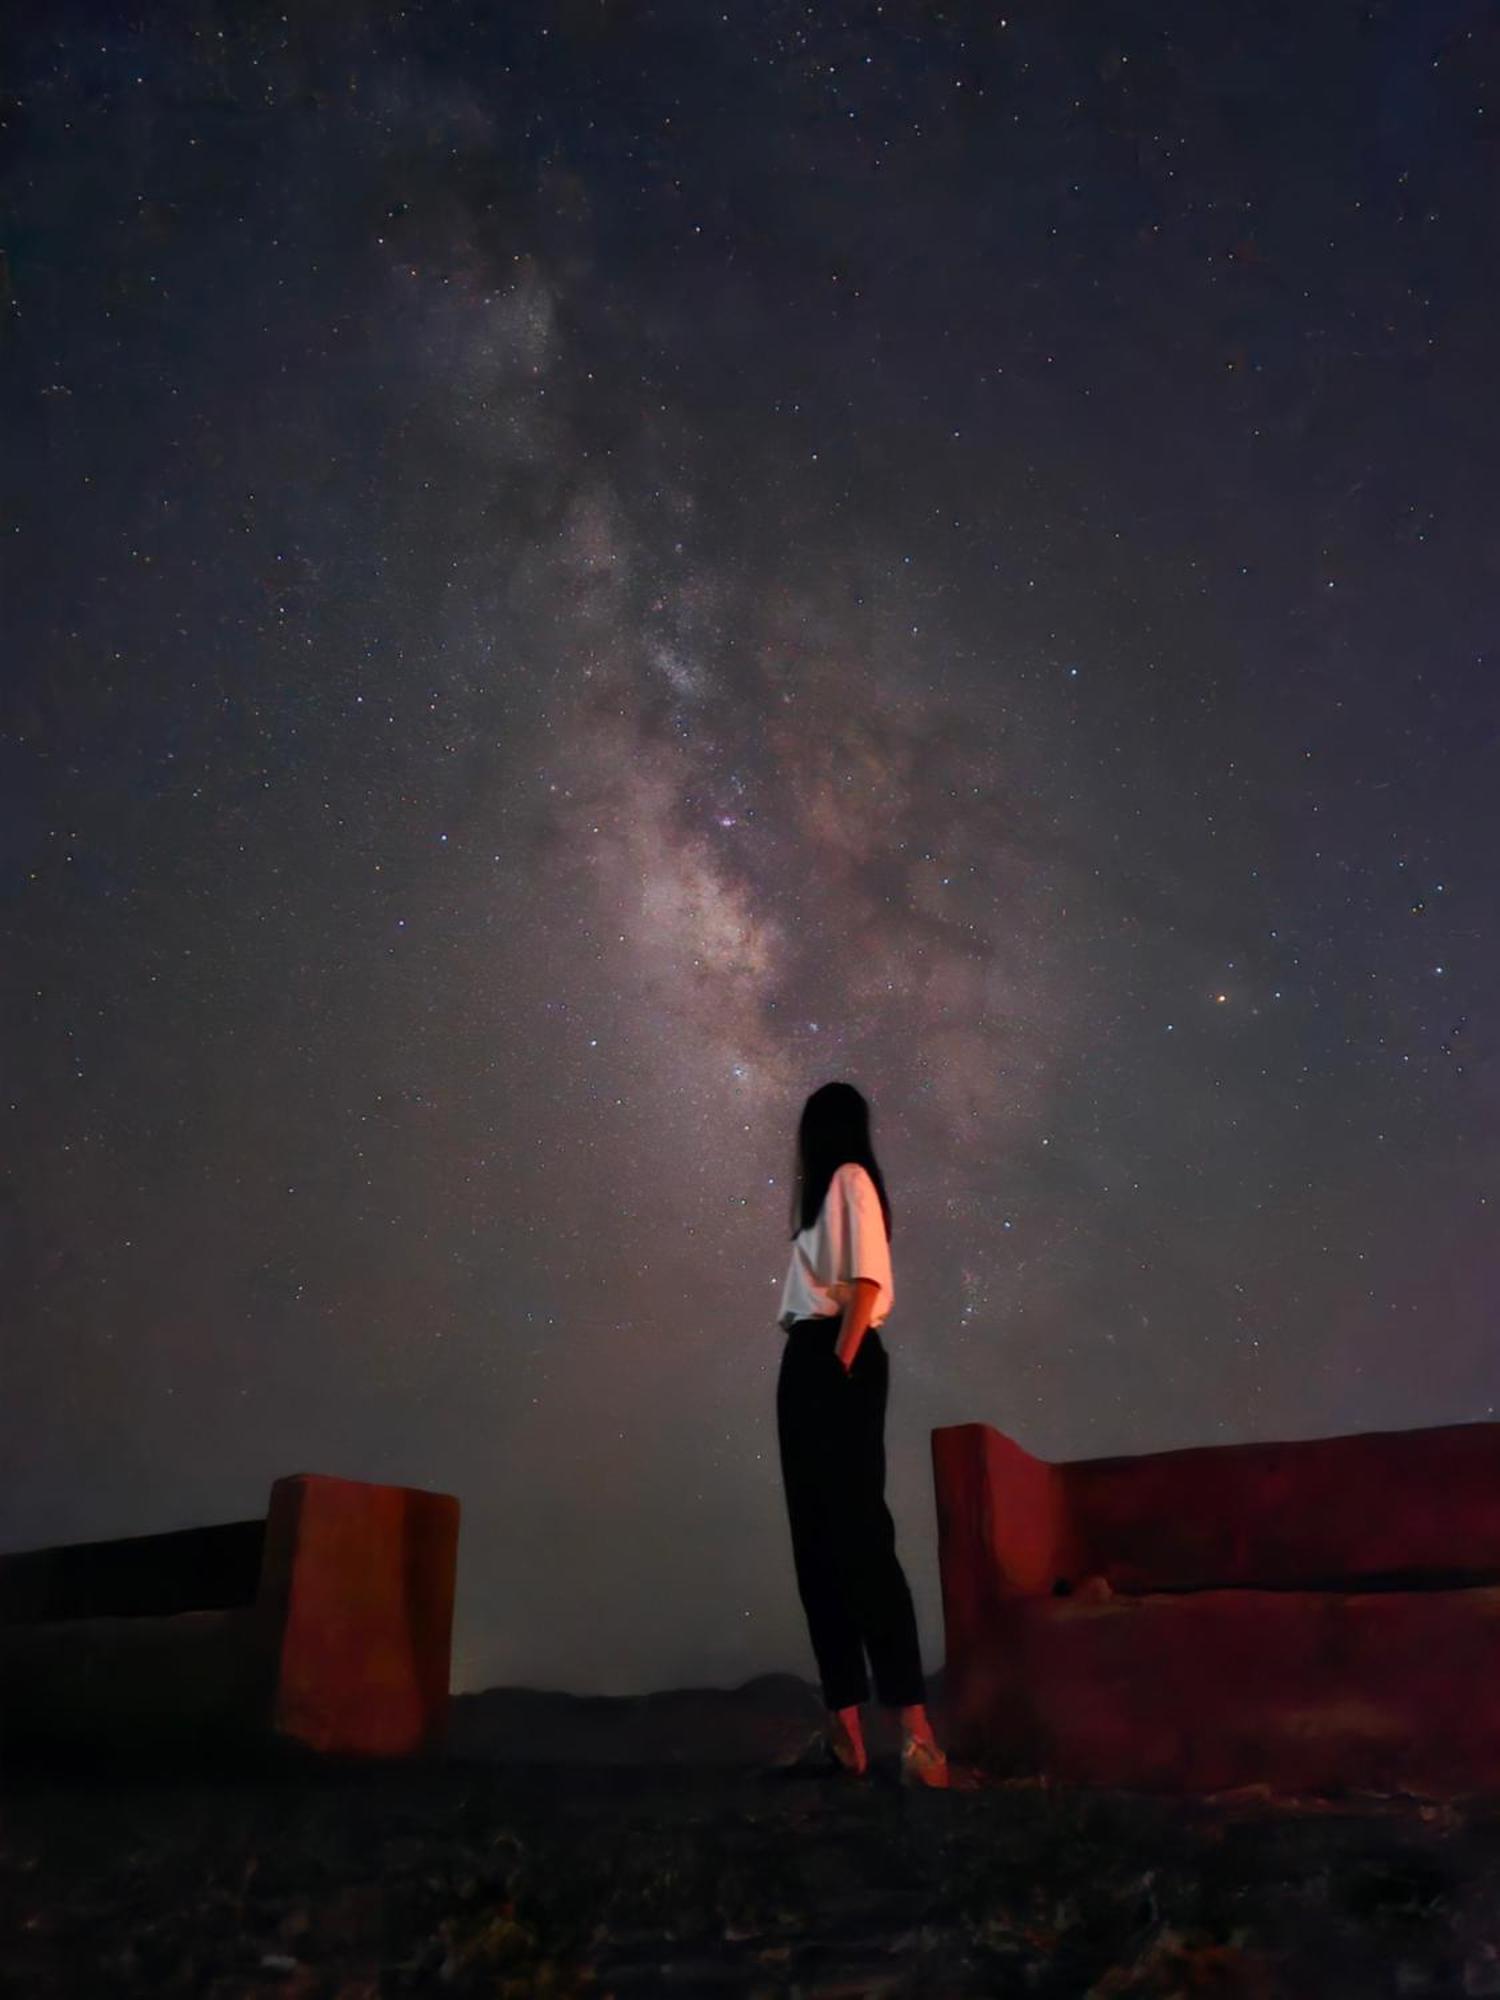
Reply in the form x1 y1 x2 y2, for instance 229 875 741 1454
933 1419 1500 1795
1 1474 459 1765
1063 1421 1500 1595
944 1583 1500 1795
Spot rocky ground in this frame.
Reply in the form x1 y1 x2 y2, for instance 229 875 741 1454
5 1682 1500 1996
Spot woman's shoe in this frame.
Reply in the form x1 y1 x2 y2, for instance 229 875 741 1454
771 1722 868 1778
900 1733 950 1788
826 1711 869 1776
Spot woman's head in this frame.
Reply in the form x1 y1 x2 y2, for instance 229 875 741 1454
790 1080 893 1240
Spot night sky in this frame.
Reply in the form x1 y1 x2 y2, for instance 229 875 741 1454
4 2 1497 1699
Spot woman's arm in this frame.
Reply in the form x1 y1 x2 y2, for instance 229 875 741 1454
835 1278 881 1372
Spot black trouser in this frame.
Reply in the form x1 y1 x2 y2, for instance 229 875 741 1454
776 1313 926 1711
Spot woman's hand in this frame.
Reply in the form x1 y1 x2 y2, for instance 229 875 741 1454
834 1278 881 1372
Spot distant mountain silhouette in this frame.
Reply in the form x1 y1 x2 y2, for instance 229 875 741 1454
448 1667 950 1766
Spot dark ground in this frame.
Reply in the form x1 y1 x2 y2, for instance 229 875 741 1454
6 1682 1500 1997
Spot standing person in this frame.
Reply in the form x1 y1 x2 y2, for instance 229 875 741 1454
776 1080 949 1787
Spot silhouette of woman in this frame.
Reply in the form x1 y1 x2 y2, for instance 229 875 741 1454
776 1081 949 1786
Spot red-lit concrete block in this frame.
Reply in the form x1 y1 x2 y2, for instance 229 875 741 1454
260 1474 460 1758
933 1420 1500 1796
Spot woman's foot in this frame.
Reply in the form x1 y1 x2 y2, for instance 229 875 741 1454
900 1732 950 1787
898 1702 949 1787
826 1703 868 1775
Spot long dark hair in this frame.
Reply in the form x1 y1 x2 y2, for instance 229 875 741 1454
789 1080 893 1242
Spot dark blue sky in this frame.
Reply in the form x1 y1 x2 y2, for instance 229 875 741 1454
3 0 1496 1695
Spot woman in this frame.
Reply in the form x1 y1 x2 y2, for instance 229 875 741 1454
776 1080 949 1787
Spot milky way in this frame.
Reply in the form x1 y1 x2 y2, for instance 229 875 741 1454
5 2 1496 1695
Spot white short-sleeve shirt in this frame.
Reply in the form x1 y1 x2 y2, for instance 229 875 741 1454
778 1161 894 1330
